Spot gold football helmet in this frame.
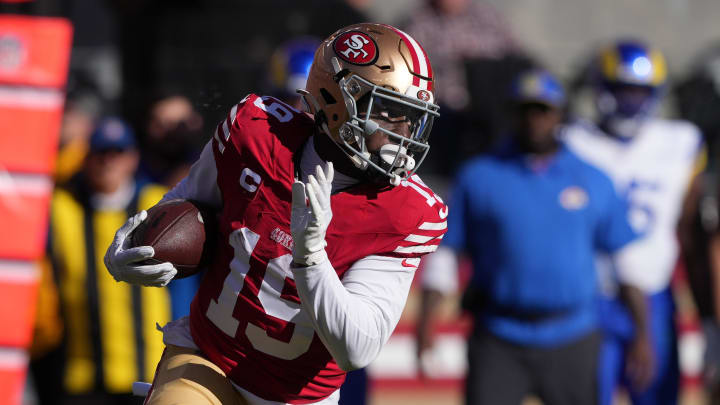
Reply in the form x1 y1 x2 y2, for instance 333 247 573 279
302 23 439 185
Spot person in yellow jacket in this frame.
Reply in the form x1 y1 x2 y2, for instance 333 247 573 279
31 117 171 405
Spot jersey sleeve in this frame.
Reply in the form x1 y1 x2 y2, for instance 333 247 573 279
165 94 302 207
292 254 415 371
212 95 268 162
211 94 310 182
388 175 449 262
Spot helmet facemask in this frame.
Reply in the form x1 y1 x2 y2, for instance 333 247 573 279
596 82 661 139
328 59 439 185
301 23 440 185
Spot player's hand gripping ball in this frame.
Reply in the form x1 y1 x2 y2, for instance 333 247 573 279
104 199 214 286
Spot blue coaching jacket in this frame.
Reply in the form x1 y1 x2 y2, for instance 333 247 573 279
445 141 637 346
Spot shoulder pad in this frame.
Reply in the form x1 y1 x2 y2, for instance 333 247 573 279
390 175 448 258
211 94 313 162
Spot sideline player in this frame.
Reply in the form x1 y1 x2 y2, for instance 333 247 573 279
104 23 446 405
564 40 704 405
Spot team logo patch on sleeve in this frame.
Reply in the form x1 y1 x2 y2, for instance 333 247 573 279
558 186 589 211
333 31 378 66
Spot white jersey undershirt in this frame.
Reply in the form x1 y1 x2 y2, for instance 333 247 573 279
160 139 414 404
298 136 359 192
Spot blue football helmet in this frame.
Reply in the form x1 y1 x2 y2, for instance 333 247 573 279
268 37 321 102
594 40 667 138
511 69 566 108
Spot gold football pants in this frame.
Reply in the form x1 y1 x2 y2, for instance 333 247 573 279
145 344 249 405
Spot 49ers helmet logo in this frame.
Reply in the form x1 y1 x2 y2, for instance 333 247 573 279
333 31 378 66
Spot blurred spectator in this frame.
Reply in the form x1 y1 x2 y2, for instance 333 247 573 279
31 118 171 405
138 92 205 188
417 70 637 405
404 0 517 111
265 37 321 109
564 40 703 405
675 43 720 405
404 0 526 177
134 93 207 321
54 84 102 185
675 43 720 156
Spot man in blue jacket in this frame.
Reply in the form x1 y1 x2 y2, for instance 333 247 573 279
416 70 638 405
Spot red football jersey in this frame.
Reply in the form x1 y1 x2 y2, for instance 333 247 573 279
189 94 447 403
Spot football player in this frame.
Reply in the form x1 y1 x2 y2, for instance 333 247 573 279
266 37 321 110
564 40 704 405
104 23 446 405
267 35 369 405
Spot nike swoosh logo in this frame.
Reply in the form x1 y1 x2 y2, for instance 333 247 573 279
401 258 418 268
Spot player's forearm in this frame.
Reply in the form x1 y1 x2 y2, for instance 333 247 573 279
416 288 442 353
619 284 650 338
418 289 443 331
709 234 720 323
416 246 458 349
292 256 412 371
677 174 702 265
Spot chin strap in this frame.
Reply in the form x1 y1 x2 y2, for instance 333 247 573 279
297 89 331 137
298 87 372 172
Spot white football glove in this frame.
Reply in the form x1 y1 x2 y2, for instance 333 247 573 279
291 162 334 266
104 210 178 287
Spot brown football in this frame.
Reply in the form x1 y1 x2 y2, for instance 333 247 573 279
130 199 214 279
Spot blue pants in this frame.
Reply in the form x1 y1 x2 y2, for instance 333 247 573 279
339 369 367 405
168 272 203 319
597 288 679 405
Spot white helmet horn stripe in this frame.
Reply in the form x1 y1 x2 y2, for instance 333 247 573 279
381 25 433 91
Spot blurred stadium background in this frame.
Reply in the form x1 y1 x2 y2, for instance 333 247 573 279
1 0 719 404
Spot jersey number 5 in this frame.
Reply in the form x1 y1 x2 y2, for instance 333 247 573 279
624 179 660 235
206 227 314 360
